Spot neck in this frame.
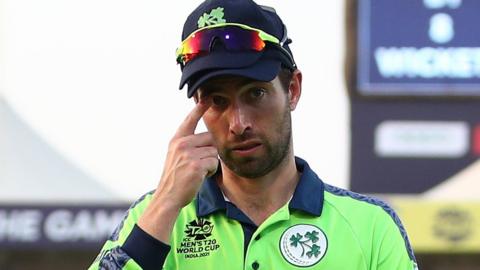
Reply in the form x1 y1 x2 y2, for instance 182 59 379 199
217 152 300 226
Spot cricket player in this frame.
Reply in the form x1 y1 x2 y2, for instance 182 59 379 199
89 0 418 269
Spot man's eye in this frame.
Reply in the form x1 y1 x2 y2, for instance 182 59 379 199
212 96 228 106
250 88 266 99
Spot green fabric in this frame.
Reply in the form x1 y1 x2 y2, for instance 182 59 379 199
163 193 415 269
89 190 416 270
163 198 245 269
88 193 154 270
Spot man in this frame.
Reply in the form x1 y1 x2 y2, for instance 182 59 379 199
90 0 418 269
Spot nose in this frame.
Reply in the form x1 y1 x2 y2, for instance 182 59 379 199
228 103 251 136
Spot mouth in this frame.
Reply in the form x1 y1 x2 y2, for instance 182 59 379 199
231 141 263 155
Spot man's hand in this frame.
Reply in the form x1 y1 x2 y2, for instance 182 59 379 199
157 101 218 208
138 101 218 243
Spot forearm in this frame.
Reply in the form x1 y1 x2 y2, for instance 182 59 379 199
137 195 181 244
88 192 173 270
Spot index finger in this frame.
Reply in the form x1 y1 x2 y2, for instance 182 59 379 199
174 101 210 138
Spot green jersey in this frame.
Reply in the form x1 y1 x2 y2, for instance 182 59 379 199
89 158 417 269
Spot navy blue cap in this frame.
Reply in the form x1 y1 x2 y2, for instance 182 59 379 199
178 0 296 98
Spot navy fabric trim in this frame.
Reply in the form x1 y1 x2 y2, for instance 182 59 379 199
196 157 325 218
196 173 226 217
241 222 258 260
324 184 417 263
109 190 155 241
122 224 171 270
225 201 256 225
98 246 131 269
289 157 324 216
193 157 326 263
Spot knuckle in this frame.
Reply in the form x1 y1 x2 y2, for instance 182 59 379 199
168 137 177 147
174 138 189 150
189 161 202 172
181 151 194 161
205 157 216 167
211 158 219 166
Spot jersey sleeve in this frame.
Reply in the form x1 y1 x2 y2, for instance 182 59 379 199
373 205 418 270
87 191 172 270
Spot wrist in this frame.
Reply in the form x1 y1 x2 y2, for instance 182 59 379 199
138 199 181 244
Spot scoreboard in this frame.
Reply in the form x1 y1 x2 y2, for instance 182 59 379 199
357 0 480 96
350 0 480 252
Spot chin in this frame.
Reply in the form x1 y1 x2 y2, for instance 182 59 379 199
223 156 278 179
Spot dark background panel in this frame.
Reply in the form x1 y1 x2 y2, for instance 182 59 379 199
350 99 480 194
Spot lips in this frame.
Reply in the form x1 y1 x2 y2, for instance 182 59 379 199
231 141 262 151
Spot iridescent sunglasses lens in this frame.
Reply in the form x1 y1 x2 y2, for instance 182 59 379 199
177 26 267 65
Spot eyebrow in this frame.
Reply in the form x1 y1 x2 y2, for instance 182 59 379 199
199 78 272 96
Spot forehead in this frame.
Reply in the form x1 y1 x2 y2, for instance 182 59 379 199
197 75 275 96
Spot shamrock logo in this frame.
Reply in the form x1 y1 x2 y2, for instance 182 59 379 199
289 230 322 258
198 7 227 28
280 225 327 266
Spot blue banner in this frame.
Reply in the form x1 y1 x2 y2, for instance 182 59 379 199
357 0 480 96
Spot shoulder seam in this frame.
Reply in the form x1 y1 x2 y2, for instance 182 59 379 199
324 184 416 263
109 189 155 242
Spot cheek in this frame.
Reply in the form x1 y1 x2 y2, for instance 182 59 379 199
265 103 290 132
258 98 287 121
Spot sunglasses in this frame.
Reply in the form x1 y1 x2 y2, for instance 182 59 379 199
176 23 293 67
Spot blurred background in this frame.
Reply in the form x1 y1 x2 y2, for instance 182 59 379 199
1 0 479 269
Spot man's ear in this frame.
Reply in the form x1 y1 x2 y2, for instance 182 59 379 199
288 69 302 111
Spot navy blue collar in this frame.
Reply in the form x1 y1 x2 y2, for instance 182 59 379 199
196 157 325 218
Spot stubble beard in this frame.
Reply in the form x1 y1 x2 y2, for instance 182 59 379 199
219 107 292 179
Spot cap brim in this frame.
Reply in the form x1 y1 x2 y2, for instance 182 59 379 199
184 58 282 98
